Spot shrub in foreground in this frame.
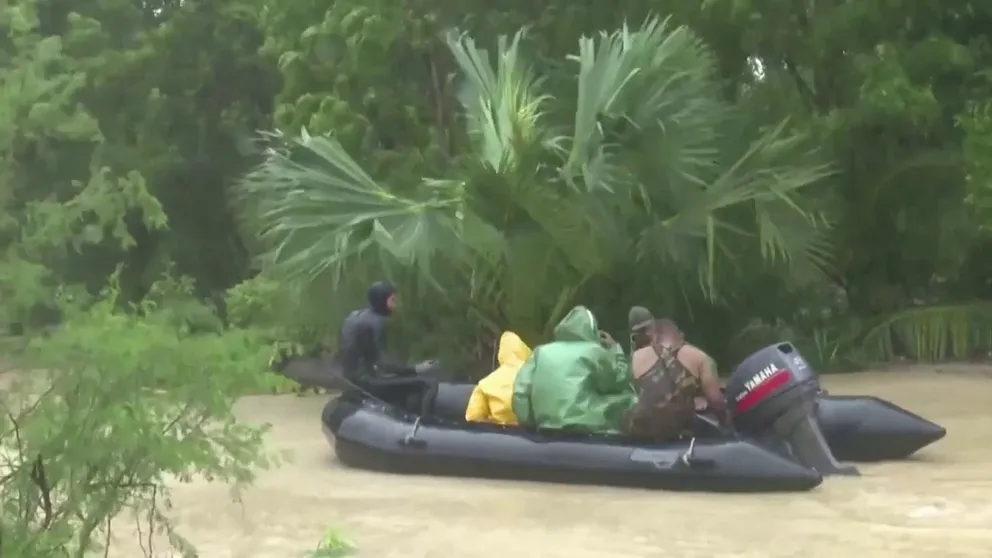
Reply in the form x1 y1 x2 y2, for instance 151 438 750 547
0 280 279 558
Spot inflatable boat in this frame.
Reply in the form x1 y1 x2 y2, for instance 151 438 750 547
324 341 892 492
289 348 945 465
323 392 824 493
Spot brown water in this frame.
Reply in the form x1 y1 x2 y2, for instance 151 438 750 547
111 366 992 558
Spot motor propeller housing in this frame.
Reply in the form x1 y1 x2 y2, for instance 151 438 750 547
726 342 859 476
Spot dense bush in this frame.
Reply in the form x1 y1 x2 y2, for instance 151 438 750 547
0 274 281 557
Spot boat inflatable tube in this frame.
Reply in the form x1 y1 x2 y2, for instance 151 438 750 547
322 390 823 493
816 394 945 462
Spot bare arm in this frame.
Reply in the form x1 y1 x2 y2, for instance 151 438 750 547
698 353 728 424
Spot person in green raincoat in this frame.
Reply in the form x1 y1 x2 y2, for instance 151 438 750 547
511 306 637 434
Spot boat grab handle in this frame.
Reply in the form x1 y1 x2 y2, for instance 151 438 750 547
399 417 428 449
672 437 717 470
679 437 697 466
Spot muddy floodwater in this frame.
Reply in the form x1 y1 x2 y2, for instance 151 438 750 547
110 366 992 558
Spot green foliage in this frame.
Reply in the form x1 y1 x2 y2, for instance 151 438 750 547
1 0 168 329
2 0 275 307
682 0 992 360
3 0 992 373
260 0 450 184
860 303 992 362
238 19 834 364
7 0 992 372
1 4 283 554
729 282 865 373
0 275 277 557
222 276 337 394
961 97 992 230
307 527 356 558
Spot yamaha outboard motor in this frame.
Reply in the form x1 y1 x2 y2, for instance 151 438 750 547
726 342 859 476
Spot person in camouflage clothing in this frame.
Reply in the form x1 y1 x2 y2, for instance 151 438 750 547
625 319 729 441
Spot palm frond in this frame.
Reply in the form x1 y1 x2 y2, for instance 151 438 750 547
754 201 834 286
861 303 992 362
236 132 462 284
447 29 616 279
446 29 554 176
566 16 721 192
635 119 834 300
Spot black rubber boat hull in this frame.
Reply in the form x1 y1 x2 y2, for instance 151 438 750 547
431 383 945 462
323 394 822 493
817 394 945 461
274 358 944 462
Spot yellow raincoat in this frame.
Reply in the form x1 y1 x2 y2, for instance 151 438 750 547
465 332 532 425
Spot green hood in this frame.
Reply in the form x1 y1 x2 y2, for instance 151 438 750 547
553 306 600 342
513 304 635 434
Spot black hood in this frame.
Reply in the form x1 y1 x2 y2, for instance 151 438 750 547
367 281 396 316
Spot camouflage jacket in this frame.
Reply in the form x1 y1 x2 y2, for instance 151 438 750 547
624 341 700 441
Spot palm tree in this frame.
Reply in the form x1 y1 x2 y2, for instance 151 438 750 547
236 17 835 353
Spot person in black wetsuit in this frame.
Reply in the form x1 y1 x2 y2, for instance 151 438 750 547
338 281 438 416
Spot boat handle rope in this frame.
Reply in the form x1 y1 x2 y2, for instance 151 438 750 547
404 417 425 447
679 436 697 467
